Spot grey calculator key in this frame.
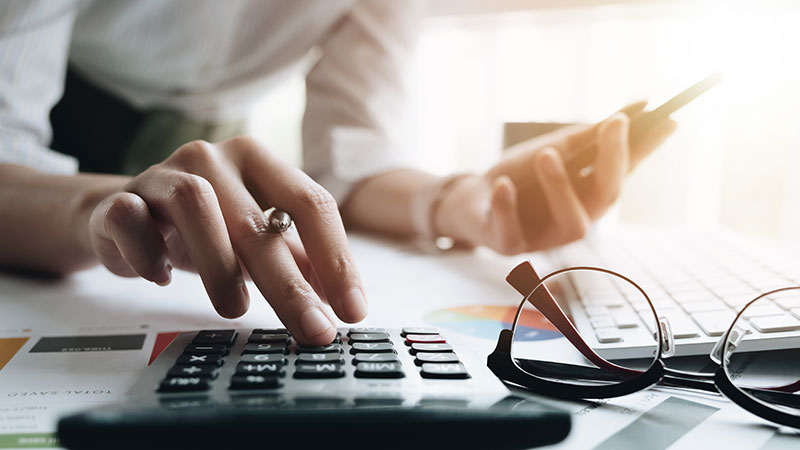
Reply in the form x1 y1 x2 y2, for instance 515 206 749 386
252 328 290 336
242 343 288 354
235 361 285 376
176 353 223 367
352 353 400 365
414 352 460 365
158 377 210 392
348 333 391 343
350 342 396 354
348 327 387 336
248 333 290 344
229 374 282 390
401 327 439 336
183 344 228 355
296 353 345 364
294 363 346 379
409 343 453 354
240 354 286 364
167 365 218 379
420 363 470 379
354 362 405 379
296 343 342 354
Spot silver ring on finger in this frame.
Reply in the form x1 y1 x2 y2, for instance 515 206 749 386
265 208 293 233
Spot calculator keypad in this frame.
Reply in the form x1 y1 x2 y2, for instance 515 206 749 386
157 327 470 393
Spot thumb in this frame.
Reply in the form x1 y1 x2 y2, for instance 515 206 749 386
487 175 525 255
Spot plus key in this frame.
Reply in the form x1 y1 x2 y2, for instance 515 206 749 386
404 334 446 345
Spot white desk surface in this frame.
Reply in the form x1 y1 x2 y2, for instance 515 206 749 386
0 230 798 449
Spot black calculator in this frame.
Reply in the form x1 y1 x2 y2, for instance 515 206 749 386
57 327 570 449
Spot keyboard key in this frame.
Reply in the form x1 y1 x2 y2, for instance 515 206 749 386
589 316 615 329
414 352 459 365
404 334 446 345
183 344 229 355
235 361 285 376
176 353 223 367
400 327 439 336
613 313 640 329
774 297 800 310
791 308 800 320
242 343 288 354
348 333 391 343
409 343 453 354
158 377 210 392
294 363 345 379
191 330 237 346
420 363 470 379
229 374 282 390
348 328 387 336
691 311 734 337
741 304 784 318
666 318 701 339
584 306 609 317
682 300 726 314
350 343 396 354
296 344 342 354
167 365 218 379
750 315 800 333
248 333 290 344
240 354 286 364
594 327 622 343
352 353 400 364
296 353 345 364
354 362 405 378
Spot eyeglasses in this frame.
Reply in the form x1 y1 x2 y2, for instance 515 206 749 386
487 261 800 429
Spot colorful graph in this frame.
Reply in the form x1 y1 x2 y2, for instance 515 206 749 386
424 305 562 341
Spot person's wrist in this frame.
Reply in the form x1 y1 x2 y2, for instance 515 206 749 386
431 174 478 248
72 177 129 259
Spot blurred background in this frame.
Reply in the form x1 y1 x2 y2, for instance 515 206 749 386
248 0 800 241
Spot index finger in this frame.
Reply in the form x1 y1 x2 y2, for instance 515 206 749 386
230 139 367 324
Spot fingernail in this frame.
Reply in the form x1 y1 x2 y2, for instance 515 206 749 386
300 308 334 339
343 288 368 321
540 150 560 177
152 264 172 287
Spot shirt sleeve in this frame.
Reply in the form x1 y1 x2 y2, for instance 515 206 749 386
302 0 423 204
0 0 80 173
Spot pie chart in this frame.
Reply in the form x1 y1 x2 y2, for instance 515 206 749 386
424 305 562 341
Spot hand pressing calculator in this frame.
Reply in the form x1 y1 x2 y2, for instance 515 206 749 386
57 327 570 449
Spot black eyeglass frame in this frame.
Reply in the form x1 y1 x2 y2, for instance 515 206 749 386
487 264 800 430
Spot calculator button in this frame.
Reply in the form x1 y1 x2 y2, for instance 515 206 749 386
354 362 405 379
235 362 286 376
158 377 211 392
240 354 286 364
252 328 290 336
347 328 387 336
420 363 470 379
248 333 290 344
167 365 218 379
183 344 229 355
409 343 453 354
350 343 396 354
192 330 237 346
242 343 288 355
294 363 346 379
229 374 282 390
401 327 439 336
348 333 391 343
296 344 343 354
176 354 223 367
296 353 345 364
414 352 460 365
405 334 446 345
353 353 400 365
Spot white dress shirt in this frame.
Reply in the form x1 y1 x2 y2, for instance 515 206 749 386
0 0 421 202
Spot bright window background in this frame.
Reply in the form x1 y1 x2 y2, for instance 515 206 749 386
248 0 800 240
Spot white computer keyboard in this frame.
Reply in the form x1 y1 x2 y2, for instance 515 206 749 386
549 228 800 359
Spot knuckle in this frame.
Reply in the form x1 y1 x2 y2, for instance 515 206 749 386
167 173 215 206
297 183 338 214
172 140 218 167
232 211 272 245
275 278 314 311
105 194 144 225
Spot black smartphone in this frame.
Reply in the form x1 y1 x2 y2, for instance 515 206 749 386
516 73 723 238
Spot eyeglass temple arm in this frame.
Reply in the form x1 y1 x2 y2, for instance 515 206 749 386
507 261 640 377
